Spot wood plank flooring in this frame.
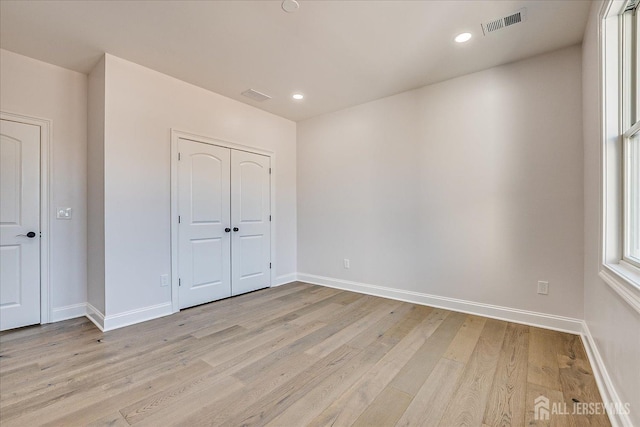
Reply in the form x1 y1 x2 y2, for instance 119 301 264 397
0 282 610 426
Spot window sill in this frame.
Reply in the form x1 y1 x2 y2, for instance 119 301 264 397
600 262 640 314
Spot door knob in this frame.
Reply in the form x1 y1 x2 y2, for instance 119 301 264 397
225 228 231 233
16 231 37 238
233 227 239 232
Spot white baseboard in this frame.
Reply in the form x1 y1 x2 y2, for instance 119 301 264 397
272 273 298 287
581 322 634 427
50 303 87 322
85 302 105 331
297 273 584 334
102 302 173 331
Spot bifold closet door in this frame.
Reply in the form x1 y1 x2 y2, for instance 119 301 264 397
178 139 231 309
230 150 271 296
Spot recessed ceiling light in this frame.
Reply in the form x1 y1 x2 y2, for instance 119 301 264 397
454 32 472 43
282 0 299 13
292 93 304 100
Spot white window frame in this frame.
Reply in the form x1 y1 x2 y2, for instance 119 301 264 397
599 0 640 314
622 4 640 267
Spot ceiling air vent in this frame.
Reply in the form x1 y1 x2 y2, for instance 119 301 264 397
241 89 272 102
482 8 527 35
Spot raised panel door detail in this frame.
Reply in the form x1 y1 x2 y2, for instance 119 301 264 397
0 245 21 307
239 235 263 279
0 136 21 225
238 161 264 223
191 238 223 288
190 154 223 224
0 119 41 331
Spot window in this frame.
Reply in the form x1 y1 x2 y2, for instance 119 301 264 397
600 0 640 303
623 2 640 267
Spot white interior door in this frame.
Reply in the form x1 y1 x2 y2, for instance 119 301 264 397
231 150 271 295
0 119 41 331
178 139 231 309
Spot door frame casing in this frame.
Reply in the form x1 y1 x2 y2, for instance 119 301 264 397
1 111 51 324
170 129 275 313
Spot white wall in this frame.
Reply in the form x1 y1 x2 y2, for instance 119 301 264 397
582 2 640 424
87 56 106 314
100 54 297 317
0 49 87 317
298 45 585 319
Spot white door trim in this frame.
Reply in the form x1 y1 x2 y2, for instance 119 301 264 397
1 111 51 324
170 129 275 313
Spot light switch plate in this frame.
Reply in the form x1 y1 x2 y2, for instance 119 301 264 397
160 274 169 287
57 208 72 219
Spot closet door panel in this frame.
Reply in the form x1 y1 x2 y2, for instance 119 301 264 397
178 139 231 309
231 150 271 295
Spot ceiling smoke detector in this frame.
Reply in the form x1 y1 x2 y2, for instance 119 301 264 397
282 0 299 13
481 8 527 35
241 89 272 102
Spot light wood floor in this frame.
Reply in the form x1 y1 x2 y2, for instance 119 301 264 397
0 282 609 427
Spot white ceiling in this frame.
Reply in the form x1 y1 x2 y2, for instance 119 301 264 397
0 0 591 121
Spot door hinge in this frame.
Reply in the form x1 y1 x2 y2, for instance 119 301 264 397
269 263 272 269
178 215 181 224
269 167 271 174
179 278 181 286
178 152 182 161
269 215 271 221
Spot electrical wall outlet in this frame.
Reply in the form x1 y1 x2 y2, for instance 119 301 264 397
160 274 169 287
537 281 549 295
343 259 350 269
